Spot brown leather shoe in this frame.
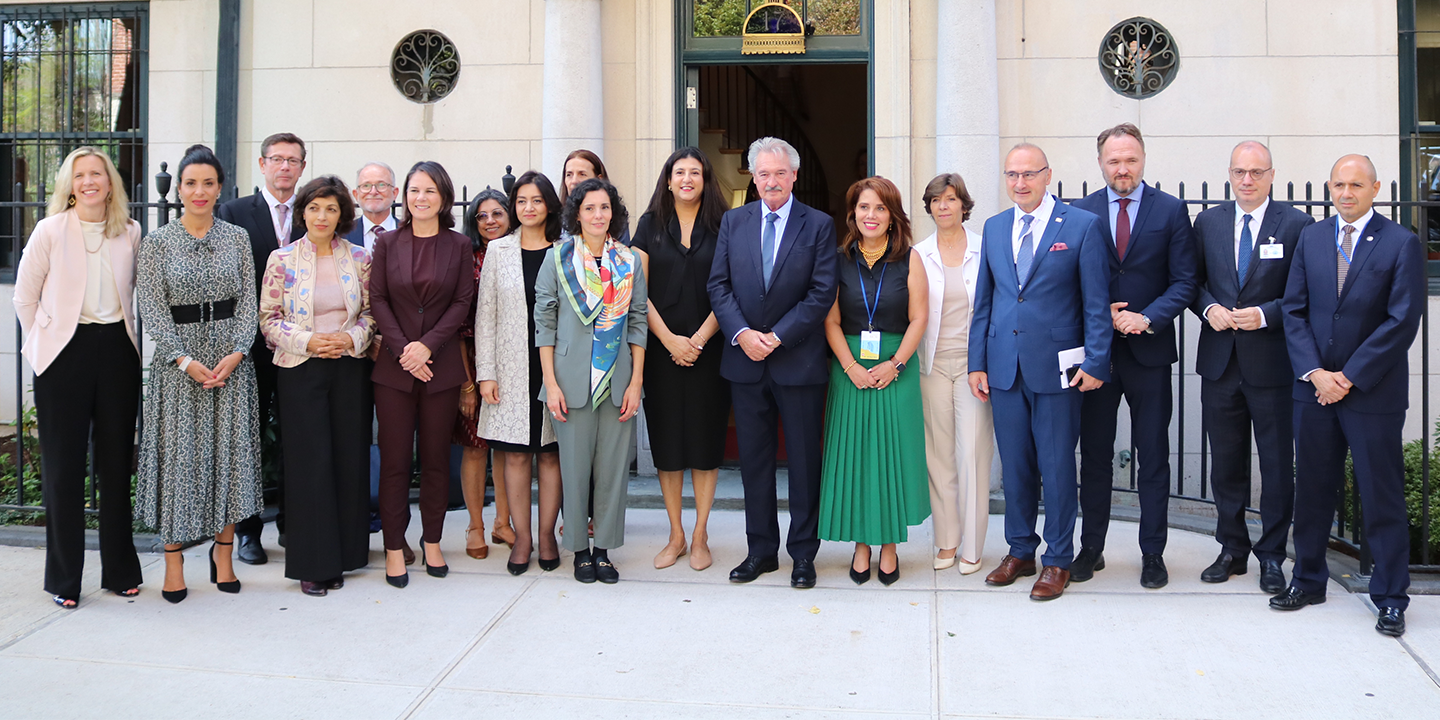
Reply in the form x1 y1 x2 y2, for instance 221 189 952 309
402 544 416 566
984 555 1038 586
1029 566 1070 601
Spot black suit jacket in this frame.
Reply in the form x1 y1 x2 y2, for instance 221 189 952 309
217 191 307 350
1071 184 1199 367
1189 200 1314 386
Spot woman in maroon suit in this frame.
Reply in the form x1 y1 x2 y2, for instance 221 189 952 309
370 161 476 588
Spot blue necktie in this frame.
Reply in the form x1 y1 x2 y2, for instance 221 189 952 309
762 211 779 288
1238 213 1253 283
1015 214 1035 287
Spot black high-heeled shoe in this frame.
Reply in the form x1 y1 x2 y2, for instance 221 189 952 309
423 542 448 578
386 549 409 588
162 547 188 604
538 555 561 572
210 540 241 594
878 552 900 586
850 548 872 586
507 559 530 575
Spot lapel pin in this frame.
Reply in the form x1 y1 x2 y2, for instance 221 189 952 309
1055 217 1063 222
1366 236 1374 242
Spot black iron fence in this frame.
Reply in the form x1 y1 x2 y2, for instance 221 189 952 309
1 166 1435 576
1055 178 1436 574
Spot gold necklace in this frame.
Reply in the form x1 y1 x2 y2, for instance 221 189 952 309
859 242 886 265
80 221 105 254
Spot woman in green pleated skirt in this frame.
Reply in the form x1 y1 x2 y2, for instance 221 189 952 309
819 176 931 586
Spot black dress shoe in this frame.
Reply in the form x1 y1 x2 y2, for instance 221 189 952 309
1258 559 1286 594
1069 547 1105 582
323 577 344 590
574 550 597 583
791 558 816 588
1376 608 1406 637
1140 554 1168 589
300 581 327 597
235 534 268 565
878 565 899 587
386 572 409 589
1200 552 1247 584
1269 585 1325 611
729 555 779 583
594 554 619 584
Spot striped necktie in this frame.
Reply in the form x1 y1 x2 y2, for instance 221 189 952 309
1337 224 1355 296
1015 214 1036 287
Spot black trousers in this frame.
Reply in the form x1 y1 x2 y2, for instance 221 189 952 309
1201 351 1293 563
1079 339 1173 556
277 357 372 581
731 366 826 562
35 322 142 598
237 342 283 538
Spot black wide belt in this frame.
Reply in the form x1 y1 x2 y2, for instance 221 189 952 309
170 298 237 324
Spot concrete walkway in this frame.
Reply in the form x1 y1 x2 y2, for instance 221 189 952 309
1 504 1437 719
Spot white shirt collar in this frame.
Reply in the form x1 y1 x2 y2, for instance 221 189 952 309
363 214 396 234
1012 192 1056 228
762 194 794 221
1235 197 1270 226
260 185 294 211
1337 208 1374 238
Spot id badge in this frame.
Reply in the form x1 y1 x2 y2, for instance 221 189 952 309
1259 243 1284 260
859 331 881 360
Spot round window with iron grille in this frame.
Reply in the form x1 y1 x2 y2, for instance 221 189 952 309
391 30 461 104
1098 18 1178 99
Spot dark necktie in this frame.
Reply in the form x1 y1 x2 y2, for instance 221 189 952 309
1015 214 1035 286
762 212 779 288
1238 213 1253 283
1338 224 1355 296
1115 198 1132 260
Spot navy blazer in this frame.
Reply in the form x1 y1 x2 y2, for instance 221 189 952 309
344 222 366 247
968 200 1113 394
1072 184 1199 367
1189 201 1314 386
707 198 838 386
1281 213 1425 414
217 191 307 303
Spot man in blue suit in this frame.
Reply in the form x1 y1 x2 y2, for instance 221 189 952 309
1272 154 1425 638
1189 141 1313 593
968 143 1112 601
1071 123 1198 589
708 136 838 589
346 161 399 251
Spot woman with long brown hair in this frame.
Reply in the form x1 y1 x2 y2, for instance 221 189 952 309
817 176 930 587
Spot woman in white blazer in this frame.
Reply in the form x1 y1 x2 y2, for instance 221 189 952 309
13 147 144 608
475 171 563 576
915 173 994 575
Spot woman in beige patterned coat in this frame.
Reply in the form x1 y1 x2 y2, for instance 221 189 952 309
476 171 562 575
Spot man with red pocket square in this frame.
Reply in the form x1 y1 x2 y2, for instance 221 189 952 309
1071 124 1198 589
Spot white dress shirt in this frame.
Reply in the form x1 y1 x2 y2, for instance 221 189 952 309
1011 192 1056 262
260 185 297 245
361 214 396 253
1203 198 1271 328
731 194 796 345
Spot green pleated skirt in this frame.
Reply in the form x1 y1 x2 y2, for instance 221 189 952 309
818 333 930 545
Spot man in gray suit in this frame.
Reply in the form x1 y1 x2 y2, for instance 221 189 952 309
1189 141 1313 593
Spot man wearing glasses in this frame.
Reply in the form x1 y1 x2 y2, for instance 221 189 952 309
1071 123 1198 590
1188 142 1313 593
347 162 399 252
218 132 308 565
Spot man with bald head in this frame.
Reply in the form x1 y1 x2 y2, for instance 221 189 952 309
1274 154 1424 637
1189 141 1313 593
968 143 1111 600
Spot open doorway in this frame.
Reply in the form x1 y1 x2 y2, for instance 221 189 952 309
694 63 869 227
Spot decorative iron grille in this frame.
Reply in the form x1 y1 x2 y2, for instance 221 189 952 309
390 30 460 104
1098 17 1178 100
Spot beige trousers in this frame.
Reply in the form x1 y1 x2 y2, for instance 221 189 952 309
920 351 994 560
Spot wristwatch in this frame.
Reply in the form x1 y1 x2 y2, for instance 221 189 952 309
891 357 906 374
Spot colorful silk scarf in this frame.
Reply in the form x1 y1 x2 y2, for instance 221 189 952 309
555 236 635 409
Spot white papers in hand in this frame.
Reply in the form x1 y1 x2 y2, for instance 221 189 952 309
1058 346 1085 389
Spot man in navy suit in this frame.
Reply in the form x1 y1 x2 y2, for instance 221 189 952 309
968 143 1111 601
1071 124 1198 588
1272 154 1425 638
708 136 838 588
1189 141 1314 593
216 132 308 565
346 161 399 252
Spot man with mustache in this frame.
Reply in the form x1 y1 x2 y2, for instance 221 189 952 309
708 136 838 588
1071 123 1198 589
1273 154 1424 637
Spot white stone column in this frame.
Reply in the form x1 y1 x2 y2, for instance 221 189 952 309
935 0 1001 221
541 0 605 178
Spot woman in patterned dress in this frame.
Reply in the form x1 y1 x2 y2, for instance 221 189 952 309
453 188 511 559
136 145 263 604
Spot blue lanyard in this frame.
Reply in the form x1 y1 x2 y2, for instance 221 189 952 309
856 257 887 331
1335 229 1354 265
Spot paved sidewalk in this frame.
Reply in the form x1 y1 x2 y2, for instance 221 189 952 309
1 506 1437 719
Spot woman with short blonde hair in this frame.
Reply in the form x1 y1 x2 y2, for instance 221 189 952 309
14 147 144 608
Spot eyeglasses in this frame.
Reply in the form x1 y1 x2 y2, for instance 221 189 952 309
264 156 303 168
1228 168 1273 180
357 182 394 193
1004 167 1049 182
475 210 506 222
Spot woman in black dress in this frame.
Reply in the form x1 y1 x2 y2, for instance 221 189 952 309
632 147 731 571
475 171 564 575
